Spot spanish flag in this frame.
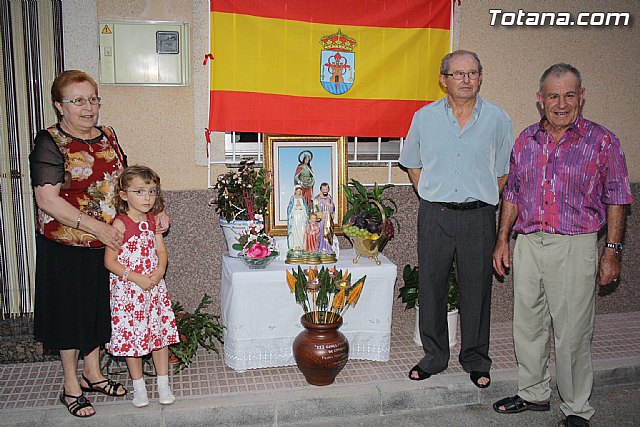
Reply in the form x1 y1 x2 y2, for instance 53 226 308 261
209 0 451 138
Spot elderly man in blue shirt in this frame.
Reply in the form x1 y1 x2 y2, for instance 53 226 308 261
399 50 513 388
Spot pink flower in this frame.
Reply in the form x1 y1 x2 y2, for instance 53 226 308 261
247 243 271 258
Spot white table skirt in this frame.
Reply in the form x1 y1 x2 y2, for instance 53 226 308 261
220 249 397 370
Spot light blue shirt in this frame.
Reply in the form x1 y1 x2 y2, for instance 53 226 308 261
399 96 514 205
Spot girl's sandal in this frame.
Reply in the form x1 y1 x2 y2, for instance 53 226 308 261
59 390 95 418
81 374 128 396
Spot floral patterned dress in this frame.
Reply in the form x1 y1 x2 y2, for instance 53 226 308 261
107 212 179 357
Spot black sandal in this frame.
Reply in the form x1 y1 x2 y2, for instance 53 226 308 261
493 395 550 414
408 364 432 381
59 390 95 418
80 374 127 396
470 371 491 388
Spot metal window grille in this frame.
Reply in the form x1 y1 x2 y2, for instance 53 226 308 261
208 132 405 188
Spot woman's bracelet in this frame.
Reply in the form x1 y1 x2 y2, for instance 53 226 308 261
123 268 130 280
75 212 83 229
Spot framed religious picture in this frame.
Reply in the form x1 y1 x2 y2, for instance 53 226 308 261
263 135 347 236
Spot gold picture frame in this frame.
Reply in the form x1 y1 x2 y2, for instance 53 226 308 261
263 135 347 236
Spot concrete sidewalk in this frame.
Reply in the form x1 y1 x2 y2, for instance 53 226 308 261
1 312 639 426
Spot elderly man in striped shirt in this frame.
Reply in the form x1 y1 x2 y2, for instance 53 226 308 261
492 63 632 427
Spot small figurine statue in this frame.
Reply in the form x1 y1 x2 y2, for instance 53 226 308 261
294 151 315 206
313 182 335 254
304 212 320 253
287 185 309 251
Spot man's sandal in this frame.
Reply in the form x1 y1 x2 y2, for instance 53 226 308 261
493 395 550 414
408 364 432 381
80 374 127 397
59 390 95 418
470 371 491 388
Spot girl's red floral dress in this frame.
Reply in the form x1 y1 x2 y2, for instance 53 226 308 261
106 212 179 356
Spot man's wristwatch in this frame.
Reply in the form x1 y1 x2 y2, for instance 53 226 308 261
606 242 622 254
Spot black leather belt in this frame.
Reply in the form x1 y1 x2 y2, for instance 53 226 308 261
436 201 489 210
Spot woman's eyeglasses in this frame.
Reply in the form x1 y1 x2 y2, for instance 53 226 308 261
60 96 102 106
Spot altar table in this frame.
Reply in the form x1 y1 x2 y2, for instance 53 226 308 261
220 249 397 370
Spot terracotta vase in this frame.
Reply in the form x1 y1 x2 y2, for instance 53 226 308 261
292 313 349 386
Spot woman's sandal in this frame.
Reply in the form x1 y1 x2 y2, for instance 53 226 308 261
408 364 432 381
470 371 491 388
80 374 127 397
59 390 95 418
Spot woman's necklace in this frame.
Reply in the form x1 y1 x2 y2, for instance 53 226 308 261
79 138 94 152
59 123 98 152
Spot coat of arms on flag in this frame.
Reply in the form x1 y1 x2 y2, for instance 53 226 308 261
320 29 357 95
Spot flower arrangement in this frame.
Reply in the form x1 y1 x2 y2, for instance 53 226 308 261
210 158 272 222
169 294 225 373
342 179 398 252
232 214 278 258
397 264 459 312
286 266 366 324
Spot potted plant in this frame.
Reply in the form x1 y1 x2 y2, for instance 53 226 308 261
341 179 398 264
210 158 272 256
168 294 225 373
398 263 459 347
286 266 366 385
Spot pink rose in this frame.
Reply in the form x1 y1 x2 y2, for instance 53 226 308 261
247 243 271 258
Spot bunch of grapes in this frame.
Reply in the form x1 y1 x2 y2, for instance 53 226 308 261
343 211 384 240
381 219 394 239
343 223 373 239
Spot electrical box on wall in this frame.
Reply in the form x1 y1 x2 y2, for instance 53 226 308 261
99 20 189 86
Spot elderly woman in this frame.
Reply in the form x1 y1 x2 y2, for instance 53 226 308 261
29 70 167 418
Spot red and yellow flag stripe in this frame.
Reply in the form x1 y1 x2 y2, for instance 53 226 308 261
210 0 451 137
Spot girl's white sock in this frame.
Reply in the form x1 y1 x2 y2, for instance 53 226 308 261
157 375 175 405
131 378 149 408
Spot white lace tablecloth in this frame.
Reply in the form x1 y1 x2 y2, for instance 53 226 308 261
220 249 397 370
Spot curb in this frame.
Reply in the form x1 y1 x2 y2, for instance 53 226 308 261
3 356 639 427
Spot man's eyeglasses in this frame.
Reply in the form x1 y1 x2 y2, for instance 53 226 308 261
442 71 481 80
60 96 102 106
126 189 158 197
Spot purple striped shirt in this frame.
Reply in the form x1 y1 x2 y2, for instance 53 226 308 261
503 115 632 235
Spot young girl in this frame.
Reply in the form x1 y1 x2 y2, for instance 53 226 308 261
104 165 179 408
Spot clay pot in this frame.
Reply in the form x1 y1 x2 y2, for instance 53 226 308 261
292 312 349 386
168 352 179 365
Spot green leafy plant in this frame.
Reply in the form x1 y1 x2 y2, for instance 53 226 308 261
341 179 398 251
169 294 225 373
210 158 272 222
398 264 459 312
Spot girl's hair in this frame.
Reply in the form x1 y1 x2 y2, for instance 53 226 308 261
51 70 99 121
114 165 165 215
